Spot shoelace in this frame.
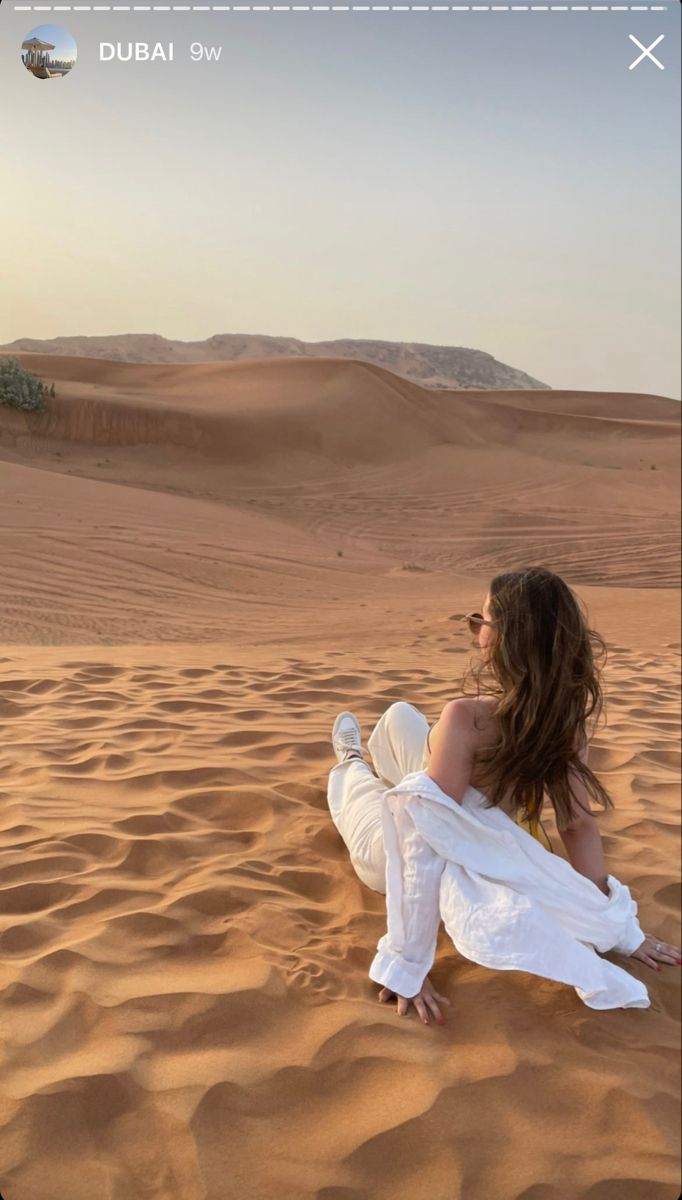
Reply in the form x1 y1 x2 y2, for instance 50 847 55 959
335 727 364 756
337 728 359 747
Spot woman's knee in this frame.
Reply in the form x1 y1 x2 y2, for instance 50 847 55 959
369 701 410 742
368 702 426 762
384 701 425 733
385 700 420 721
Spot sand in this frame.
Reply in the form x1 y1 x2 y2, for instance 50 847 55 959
0 354 680 1200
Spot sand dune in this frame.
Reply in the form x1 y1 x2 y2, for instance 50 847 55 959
0 354 676 460
0 355 678 646
0 353 680 1199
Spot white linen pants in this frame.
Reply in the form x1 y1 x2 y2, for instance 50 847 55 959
327 701 429 894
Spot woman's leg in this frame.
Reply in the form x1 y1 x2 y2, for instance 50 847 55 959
367 700 430 786
327 702 430 894
327 757 389 892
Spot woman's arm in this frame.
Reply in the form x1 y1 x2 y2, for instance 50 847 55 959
558 738 609 896
559 819 609 896
369 700 474 998
368 798 446 998
425 699 477 804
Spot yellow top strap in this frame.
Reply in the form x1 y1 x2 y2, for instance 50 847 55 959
516 810 554 853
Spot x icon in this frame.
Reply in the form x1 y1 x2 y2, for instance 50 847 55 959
628 34 665 71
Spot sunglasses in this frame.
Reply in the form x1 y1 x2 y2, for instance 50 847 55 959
462 611 494 636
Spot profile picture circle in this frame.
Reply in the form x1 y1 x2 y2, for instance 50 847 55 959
21 24 76 80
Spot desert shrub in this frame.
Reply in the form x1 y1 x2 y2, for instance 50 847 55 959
0 357 48 412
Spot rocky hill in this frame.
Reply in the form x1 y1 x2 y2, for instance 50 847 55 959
0 332 550 390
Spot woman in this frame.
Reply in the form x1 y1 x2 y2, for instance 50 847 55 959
327 566 681 1022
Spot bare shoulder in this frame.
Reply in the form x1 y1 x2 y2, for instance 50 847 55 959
427 696 499 758
443 695 499 727
445 693 498 709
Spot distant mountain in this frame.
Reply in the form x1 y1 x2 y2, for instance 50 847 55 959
0 333 550 390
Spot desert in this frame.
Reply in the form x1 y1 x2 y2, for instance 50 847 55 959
0 351 679 1200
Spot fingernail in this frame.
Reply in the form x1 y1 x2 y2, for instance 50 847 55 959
423 1018 429 1024
436 1017 445 1025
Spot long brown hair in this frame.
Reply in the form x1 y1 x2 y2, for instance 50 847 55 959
462 566 613 832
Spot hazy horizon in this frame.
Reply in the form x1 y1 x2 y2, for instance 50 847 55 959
2 328 681 401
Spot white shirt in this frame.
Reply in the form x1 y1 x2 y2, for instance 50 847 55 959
368 769 649 1011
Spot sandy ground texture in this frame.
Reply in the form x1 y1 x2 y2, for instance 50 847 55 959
0 354 680 1200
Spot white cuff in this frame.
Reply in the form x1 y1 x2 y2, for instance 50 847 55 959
603 875 646 956
368 935 430 998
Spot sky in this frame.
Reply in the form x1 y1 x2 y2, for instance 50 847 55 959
1 4 680 398
22 22 77 60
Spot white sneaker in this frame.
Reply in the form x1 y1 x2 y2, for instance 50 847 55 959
331 711 367 765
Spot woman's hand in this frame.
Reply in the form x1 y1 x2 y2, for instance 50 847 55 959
378 974 451 1024
629 932 682 972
